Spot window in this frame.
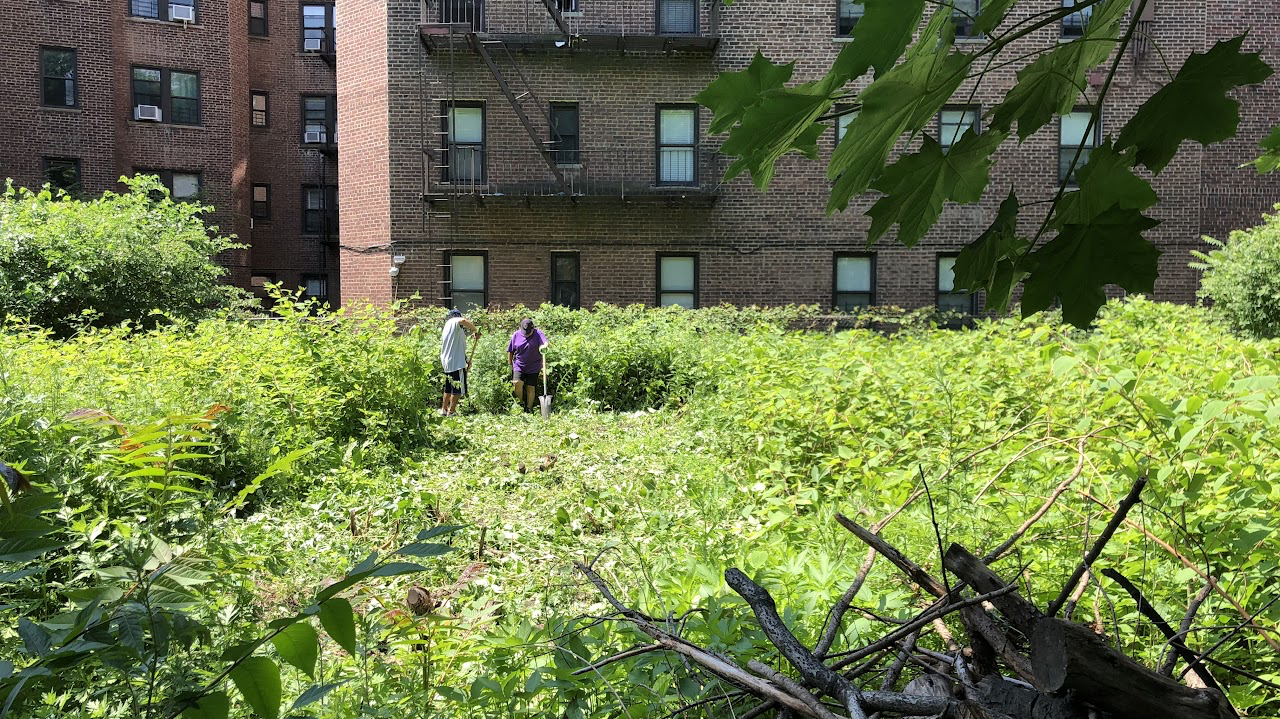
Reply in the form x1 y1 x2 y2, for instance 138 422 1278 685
252 184 270 220
937 255 976 313
302 274 328 302
447 253 487 311
1059 109 1100 186
302 95 336 143
440 0 483 30
838 1 864 36
250 0 268 35
952 0 980 38
41 48 77 107
1062 0 1091 37
657 106 697 186
130 0 196 22
657 0 697 34
938 106 979 151
556 0 579 12
834 254 874 310
550 103 580 166
43 158 81 196
251 92 269 127
302 185 339 237
302 3 336 52
131 67 200 125
658 254 698 309
551 253 580 309
136 169 201 201
443 102 485 183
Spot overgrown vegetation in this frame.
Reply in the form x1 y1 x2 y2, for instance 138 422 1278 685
0 176 247 335
2 300 1279 717
1195 207 1280 339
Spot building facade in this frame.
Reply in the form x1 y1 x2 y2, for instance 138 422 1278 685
0 0 341 304
338 0 1280 313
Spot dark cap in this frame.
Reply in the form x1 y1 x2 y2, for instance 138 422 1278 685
520 318 535 334
447 308 463 318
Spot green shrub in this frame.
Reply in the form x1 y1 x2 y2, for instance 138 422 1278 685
0 175 248 334
1194 207 1280 338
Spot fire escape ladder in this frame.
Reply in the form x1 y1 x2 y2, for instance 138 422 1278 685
466 34 570 192
536 0 572 36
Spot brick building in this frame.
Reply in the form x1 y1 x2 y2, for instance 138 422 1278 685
0 0 341 303
339 0 1280 313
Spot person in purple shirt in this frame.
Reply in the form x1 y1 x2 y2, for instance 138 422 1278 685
507 317 549 412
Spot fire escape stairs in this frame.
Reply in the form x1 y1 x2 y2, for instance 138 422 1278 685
466 33 571 194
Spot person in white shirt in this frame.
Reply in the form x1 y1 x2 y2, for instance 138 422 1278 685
440 308 479 416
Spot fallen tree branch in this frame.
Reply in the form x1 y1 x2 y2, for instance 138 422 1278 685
1101 568 1220 692
726 569 869 719
1160 581 1213 676
571 644 664 676
1047 474 1147 617
1079 489 1280 652
747 661 845 719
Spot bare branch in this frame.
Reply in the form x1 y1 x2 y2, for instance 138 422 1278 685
1160 582 1213 676
571 644 664 676
1048 474 1148 617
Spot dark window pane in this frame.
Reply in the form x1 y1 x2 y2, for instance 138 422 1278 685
1062 0 1091 36
43 159 80 196
658 0 697 34
551 104 579 165
838 1 864 36
42 49 76 107
952 0 980 37
131 0 159 18
132 68 163 108
250 0 268 35
835 293 872 311
451 291 485 313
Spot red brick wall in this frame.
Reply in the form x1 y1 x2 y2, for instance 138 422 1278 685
341 0 1280 313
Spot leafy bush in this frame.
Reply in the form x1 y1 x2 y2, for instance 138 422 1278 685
0 175 247 334
1194 206 1280 337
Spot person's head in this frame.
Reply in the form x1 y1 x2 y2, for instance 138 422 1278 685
519 318 535 336
446 309 463 322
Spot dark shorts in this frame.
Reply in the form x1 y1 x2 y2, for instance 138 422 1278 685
443 368 468 396
512 369 540 386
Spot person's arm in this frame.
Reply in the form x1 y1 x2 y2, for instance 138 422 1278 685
539 330 549 353
460 318 480 338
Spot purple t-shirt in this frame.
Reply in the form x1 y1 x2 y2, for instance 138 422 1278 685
507 329 548 373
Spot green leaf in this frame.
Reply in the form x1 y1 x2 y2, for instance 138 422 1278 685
229 656 281 719
416 525 465 541
181 691 230 719
828 10 969 210
318 599 357 656
1053 141 1158 226
16 619 51 657
270 622 318 679
112 611 145 657
989 0 1130 139
972 0 1016 35
369 562 427 578
953 190 1028 311
836 0 927 79
866 129 1006 246
1116 35 1273 173
696 53 795 135
290 680 349 711
0 537 65 562
1021 206 1161 327
223 446 315 514
1250 125 1280 174
721 88 833 190
395 543 454 558
0 515 56 540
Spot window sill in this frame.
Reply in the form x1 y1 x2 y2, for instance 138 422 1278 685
555 163 584 169
39 105 82 114
832 36 854 44
249 34 271 42
1058 34 1084 44
954 36 987 45
127 16 204 29
561 11 584 17
128 121 208 131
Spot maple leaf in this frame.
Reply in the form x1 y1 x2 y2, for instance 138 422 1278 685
1053 141 1158 226
696 53 795 136
1116 35 1273 173
1021 206 1161 327
953 190 1028 312
866 129 1007 246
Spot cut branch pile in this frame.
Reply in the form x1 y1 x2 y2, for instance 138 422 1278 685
575 475 1247 719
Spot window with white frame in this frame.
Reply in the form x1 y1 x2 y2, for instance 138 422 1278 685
952 0 980 37
938 106 979 151
444 103 485 183
658 254 698 308
937 255 976 313
658 106 697 186
1059 109 1100 186
657 0 697 34
836 108 859 144
448 253 486 311
838 1 864 35
834 254 873 310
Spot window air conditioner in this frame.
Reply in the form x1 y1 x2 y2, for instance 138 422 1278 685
135 105 163 122
303 37 324 52
169 4 196 22
304 130 327 144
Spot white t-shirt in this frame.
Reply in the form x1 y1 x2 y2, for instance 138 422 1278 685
440 317 468 372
